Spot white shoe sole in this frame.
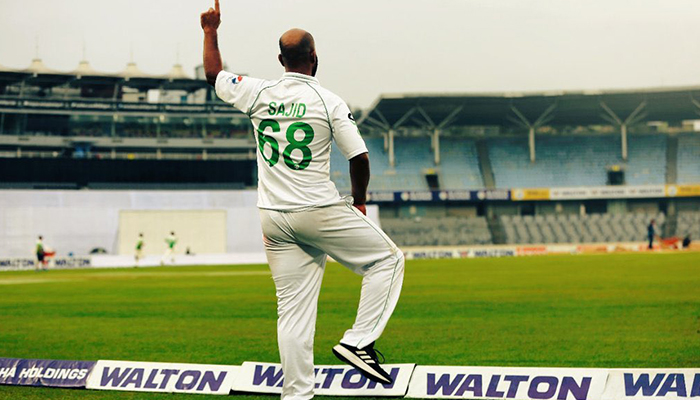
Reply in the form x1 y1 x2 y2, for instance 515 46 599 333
332 345 391 384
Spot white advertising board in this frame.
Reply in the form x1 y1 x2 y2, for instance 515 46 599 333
86 360 239 395
232 362 415 396
407 366 608 400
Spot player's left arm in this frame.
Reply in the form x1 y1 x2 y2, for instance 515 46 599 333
201 0 223 86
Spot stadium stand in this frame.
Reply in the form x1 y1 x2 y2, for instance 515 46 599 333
380 217 492 246
438 138 484 189
331 137 432 192
676 211 700 240
488 134 667 188
331 137 483 192
677 134 700 184
500 213 665 244
332 133 672 192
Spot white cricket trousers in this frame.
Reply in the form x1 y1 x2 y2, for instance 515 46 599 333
259 199 405 400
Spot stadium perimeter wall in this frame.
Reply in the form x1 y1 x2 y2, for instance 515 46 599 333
0 190 381 259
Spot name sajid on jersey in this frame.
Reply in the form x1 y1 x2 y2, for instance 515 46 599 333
268 102 306 118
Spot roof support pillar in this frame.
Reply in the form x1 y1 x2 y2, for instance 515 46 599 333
433 128 441 165
388 129 395 167
600 101 646 162
528 126 536 163
509 103 556 163
416 105 461 167
621 123 628 161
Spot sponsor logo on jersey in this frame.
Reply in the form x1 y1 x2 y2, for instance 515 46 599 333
232 76 243 85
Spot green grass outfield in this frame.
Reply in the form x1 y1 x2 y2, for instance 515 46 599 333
0 252 699 399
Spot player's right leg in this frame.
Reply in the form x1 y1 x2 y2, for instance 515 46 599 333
260 209 327 400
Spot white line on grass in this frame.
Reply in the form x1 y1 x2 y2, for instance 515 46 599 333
0 270 271 285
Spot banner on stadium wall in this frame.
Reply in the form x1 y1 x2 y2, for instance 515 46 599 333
367 190 511 203
665 184 700 198
403 247 518 260
86 360 239 395
0 358 95 388
511 188 551 201
360 184 700 204
231 362 415 396
406 366 609 400
0 257 91 271
549 186 667 201
603 369 700 400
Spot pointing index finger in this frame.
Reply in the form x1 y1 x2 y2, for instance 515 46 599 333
215 0 220 13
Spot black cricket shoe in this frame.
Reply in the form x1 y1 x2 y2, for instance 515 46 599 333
332 342 393 385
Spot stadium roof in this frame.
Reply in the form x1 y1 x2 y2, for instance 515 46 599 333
360 86 700 131
0 59 209 92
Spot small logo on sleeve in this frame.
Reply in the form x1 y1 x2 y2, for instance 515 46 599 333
232 75 244 85
348 113 355 121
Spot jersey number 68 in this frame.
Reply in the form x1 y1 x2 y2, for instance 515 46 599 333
257 119 315 171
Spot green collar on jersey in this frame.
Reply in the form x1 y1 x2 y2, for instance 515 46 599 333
282 72 319 84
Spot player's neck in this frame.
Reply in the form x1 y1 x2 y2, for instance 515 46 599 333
284 66 314 77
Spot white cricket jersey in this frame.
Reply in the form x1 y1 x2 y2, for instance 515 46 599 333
216 70 367 211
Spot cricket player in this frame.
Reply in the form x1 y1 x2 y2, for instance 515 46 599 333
35 235 45 271
201 2 405 399
161 231 177 265
135 233 144 266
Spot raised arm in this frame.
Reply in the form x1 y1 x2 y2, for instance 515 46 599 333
349 152 370 215
201 0 223 86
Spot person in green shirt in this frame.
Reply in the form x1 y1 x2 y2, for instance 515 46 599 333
160 231 177 265
135 233 144 267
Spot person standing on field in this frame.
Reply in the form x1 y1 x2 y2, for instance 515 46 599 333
161 231 177 265
135 233 144 266
35 235 46 271
201 2 405 399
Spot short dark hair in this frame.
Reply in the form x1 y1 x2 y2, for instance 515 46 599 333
279 35 313 68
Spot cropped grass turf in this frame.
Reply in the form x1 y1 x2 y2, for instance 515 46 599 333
1 252 699 399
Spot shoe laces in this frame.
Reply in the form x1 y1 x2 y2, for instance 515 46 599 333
369 347 386 364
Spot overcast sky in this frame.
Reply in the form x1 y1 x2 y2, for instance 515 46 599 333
1 0 700 109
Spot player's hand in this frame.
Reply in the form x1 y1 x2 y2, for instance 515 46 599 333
354 204 367 216
201 0 221 33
